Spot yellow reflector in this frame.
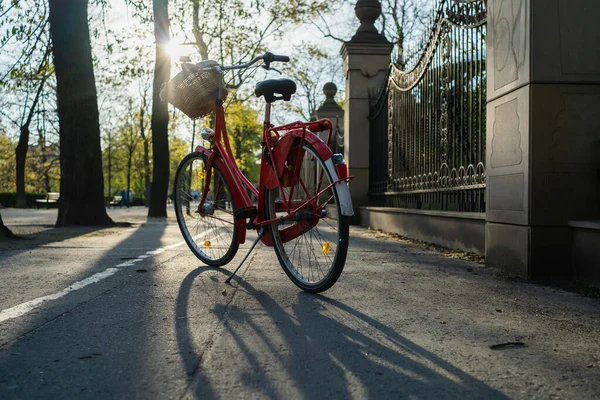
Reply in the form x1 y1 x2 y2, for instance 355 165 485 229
197 171 205 179
322 242 331 255
205 240 211 247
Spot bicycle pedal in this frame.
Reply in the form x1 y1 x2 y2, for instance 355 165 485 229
235 206 258 221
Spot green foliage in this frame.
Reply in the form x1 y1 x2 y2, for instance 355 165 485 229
103 106 150 197
0 130 15 191
0 0 52 89
168 134 191 196
225 101 262 182
0 129 59 193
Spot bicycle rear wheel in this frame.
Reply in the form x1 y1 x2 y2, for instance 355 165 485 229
264 142 349 293
174 152 239 266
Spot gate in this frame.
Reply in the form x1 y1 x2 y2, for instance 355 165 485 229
369 0 487 212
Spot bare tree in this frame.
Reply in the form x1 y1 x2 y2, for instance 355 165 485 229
382 0 432 67
14 45 52 207
281 44 343 122
121 99 143 207
312 0 432 65
137 79 152 201
0 1 54 207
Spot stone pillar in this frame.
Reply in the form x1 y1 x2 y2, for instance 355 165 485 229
341 0 393 220
313 82 344 149
486 0 600 278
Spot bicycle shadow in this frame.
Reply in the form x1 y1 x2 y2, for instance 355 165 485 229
176 267 508 399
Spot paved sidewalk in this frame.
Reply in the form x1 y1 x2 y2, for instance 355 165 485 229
0 207 599 399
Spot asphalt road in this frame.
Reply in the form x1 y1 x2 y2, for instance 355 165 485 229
0 206 599 399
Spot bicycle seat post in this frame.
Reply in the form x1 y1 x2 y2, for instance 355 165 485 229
264 102 272 127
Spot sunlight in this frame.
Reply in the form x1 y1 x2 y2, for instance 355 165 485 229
164 40 192 63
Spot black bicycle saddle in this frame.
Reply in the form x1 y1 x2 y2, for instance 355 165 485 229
254 79 297 103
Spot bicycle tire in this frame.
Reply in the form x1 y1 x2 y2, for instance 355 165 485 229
264 142 349 293
174 152 239 266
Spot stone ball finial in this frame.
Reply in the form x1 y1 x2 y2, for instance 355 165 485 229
355 0 381 31
316 82 342 113
323 82 337 99
350 0 389 44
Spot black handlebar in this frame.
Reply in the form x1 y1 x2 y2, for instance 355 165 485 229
262 52 289 67
220 52 289 71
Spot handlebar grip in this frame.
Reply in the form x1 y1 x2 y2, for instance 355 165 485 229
263 52 289 64
272 54 289 62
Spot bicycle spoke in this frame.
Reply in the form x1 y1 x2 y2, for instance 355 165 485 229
174 153 238 266
267 143 348 291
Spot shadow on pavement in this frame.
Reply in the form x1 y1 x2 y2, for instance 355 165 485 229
0 224 134 265
175 266 221 400
0 221 169 398
176 267 508 399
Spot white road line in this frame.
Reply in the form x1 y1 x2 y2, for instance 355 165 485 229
0 268 120 323
0 239 183 324
0 226 225 324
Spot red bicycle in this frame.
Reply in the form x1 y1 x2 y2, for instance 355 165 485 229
164 52 354 293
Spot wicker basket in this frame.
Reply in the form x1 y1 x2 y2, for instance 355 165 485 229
160 60 227 119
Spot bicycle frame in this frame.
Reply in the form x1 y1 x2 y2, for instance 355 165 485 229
194 101 353 246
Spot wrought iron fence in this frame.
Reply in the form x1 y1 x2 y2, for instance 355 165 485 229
369 0 487 212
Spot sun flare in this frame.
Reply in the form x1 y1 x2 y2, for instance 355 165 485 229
164 40 191 62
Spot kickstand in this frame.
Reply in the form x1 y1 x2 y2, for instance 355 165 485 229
224 227 265 284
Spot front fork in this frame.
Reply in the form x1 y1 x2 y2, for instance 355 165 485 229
194 145 248 245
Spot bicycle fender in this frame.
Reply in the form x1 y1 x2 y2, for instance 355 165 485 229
265 133 353 217
288 129 332 161
324 158 354 216
194 146 248 244
286 131 353 216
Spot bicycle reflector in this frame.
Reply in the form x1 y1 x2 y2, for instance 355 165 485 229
332 154 348 180
322 242 331 255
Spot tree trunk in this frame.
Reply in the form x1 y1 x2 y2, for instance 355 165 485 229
126 150 132 208
0 211 15 238
16 73 48 208
49 0 113 226
107 134 112 197
143 140 150 188
15 125 30 208
148 0 171 218
39 129 51 193
139 97 151 193
192 0 209 61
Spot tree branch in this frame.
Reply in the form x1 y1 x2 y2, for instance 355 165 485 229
311 11 346 43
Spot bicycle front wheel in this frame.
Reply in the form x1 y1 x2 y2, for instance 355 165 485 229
174 152 239 266
264 142 349 293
